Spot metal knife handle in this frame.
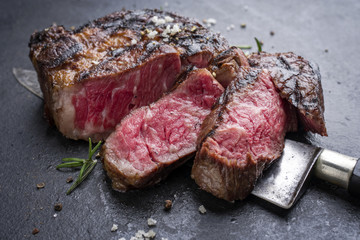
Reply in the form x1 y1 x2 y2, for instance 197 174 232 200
314 149 360 197
348 159 360 197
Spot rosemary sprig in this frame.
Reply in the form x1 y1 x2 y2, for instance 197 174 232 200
57 138 102 195
236 45 252 50
254 37 263 52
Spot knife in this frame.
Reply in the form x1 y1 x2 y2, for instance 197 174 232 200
252 139 360 209
13 67 360 209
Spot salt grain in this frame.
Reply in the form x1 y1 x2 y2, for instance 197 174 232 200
199 205 207 214
130 229 156 240
164 16 174 23
151 15 167 26
144 230 156 239
170 24 181 36
204 18 217 25
157 18 166 26
111 224 118 232
147 218 157 226
131 39 137 45
147 30 158 39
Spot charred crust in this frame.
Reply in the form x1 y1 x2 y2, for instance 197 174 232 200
248 52 327 136
29 9 229 88
37 36 82 68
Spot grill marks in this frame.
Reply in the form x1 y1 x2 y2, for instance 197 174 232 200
29 9 229 88
37 36 83 68
248 52 327 136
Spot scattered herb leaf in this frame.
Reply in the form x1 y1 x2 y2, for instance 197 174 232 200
235 45 252 50
254 37 262 52
56 138 102 195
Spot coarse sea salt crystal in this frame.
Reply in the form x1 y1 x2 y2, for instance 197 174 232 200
156 18 166 26
111 224 118 232
170 24 180 35
162 25 171 38
144 230 156 239
205 18 217 26
147 218 157 226
131 39 137 45
164 16 174 23
150 16 159 23
199 205 207 214
147 30 158 39
150 15 167 26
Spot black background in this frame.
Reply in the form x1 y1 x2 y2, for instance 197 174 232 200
1 0 359 239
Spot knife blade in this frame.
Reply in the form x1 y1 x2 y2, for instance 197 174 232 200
12 68 43 98
252 139 360 209
13 67 360 209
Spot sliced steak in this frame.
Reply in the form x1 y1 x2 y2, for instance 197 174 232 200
29 9 229 141
102 69 224 191
191 69 289 201
248 52 327 136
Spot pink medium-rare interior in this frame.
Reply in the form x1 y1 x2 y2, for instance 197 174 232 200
107 69 224 175
71 52 181 139
144 70 224 164
206 70 287 166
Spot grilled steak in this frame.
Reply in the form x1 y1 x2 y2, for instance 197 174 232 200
248 52 327 136
101 69 224 191
191 69 290 201
29 9 229 141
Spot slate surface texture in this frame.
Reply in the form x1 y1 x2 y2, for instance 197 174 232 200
0 0 359 239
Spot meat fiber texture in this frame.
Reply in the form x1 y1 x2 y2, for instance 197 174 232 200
101 69 224 191
28 9 229 141
192 69 289 201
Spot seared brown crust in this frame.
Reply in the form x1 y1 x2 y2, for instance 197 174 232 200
192 146 266 201
248 52 327 136
208 46 250 87
29 9 229 88
101 145 194 191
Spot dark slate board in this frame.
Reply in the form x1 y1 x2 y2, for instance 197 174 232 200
0 0 359 239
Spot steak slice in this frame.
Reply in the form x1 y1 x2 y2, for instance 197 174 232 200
29 9 229 141
101 69 224 191
248 52 327 136
191 69 289 201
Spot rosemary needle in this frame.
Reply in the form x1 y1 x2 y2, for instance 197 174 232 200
254 37 263 52
236 45 252 49
56 138 102 195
